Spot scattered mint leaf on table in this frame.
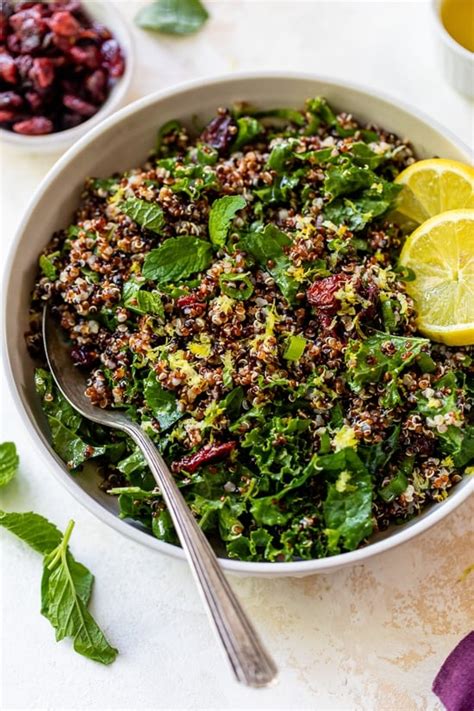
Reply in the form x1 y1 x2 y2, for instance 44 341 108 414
0 512 117 664
42 521 117 665
0 511 62 554
136 0 209 35
0 442 19 487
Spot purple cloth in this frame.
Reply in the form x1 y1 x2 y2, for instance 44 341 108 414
433 631 474 711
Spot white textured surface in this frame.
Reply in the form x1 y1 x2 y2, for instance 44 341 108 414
1 1 473 709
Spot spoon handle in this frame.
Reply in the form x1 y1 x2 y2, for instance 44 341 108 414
126 424 278 688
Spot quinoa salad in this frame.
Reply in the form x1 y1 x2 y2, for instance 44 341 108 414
27 97 474 562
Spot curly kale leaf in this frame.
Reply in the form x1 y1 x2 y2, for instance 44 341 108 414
345 333 428 408
318 449 373 553
240 224 299 303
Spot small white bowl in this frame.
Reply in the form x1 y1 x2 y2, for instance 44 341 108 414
3 72 474 577
0 1 134 153
432 0 474 98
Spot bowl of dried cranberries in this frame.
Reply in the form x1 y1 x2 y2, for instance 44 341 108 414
0 0 133 152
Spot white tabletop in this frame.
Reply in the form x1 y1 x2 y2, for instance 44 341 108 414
1 1 473 709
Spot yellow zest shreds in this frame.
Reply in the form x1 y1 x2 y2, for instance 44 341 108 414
335 470 353 492
168 351 205 390
188 334 212 358
286 265 307 282
332 426 358 452
466 467 474 476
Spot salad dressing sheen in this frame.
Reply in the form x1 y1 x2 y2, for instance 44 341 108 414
441 0 474 52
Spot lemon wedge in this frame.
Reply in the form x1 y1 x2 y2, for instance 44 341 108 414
399 209 474 345
395 159 474 224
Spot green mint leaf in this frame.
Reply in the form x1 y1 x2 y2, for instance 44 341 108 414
144 372 183 431
0 442 19 487
208 195 246 248
240 224 298 303
39 254 58 280
232 117 264 151
41 551 93 621
0 511 62 554
119 197 165 234
43 521 118 665
135 0 209 35
122 279 164 318
142 236 212 284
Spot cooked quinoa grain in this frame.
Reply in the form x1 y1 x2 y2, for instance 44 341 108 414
28 97 474 561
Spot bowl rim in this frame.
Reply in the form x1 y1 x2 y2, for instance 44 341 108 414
3 70 474 576
0 0 135 149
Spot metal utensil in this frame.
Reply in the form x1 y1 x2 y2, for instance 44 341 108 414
42 306 278 688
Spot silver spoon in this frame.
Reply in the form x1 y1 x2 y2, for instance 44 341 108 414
43 305 278 688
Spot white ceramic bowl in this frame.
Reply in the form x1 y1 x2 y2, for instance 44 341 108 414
0 1 134 153
3 73 473 577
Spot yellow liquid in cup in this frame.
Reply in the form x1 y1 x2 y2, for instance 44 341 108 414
441 0 474 52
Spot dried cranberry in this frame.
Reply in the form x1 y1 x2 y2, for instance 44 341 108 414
1 0 125 137
0 1 14 42
306 274 349 316
9 9 46 54
200 111 237 153
100 39 124 78
63 93 97 116
12 115 53 134
0 91 23 109
172 441 236 474
6 32 20 53
25 90 43 110
14 54 33 80
47 11 80 37
0 53 17 84
69 43 100 69
176 294 205 309
0 109 15 122
29 57 55 89
50 32 71 52
91 20 111 41
84 68 106 102
70 344 98 367
61 111 82 129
